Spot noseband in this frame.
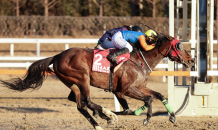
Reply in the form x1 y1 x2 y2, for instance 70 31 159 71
158 37 184 63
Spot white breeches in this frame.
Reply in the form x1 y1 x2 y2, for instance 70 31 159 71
111 31 133 52
99 38 115 49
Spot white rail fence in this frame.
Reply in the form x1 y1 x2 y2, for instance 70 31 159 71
0 38 99 57
0 38 218 112
1 38 218 57
1 38 218 69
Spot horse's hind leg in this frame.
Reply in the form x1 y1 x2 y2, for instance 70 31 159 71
69 86 104 130
83 94 118 122
73 73 118 123
68 91 115 124
68 91 99 118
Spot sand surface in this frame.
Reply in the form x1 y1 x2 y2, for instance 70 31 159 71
0 43 218 130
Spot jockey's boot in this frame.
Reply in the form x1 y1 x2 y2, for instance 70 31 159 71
107 48 129 64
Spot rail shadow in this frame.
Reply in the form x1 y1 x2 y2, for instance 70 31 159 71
114 111 168 116
0 97 114 100
0 97 67 100
0 106 59 113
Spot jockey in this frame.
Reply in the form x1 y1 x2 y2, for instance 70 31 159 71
107 29 157 64
97 25 143 49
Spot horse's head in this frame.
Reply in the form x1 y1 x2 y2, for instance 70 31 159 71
156 34 195 68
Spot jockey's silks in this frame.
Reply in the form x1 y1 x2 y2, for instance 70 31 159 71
99 27 128 43
121 31 145 44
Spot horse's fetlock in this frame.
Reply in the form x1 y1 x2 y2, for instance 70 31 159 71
102 107 118 121
95 126 104 130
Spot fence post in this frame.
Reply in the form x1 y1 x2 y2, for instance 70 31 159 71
10 43 14 56
37 40 40 57
162 59 166 82
65 43 69 50
114 95 120 112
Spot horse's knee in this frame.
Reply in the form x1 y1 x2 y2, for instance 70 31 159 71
154 92 165 101
84 97 93 107
144 96 153 107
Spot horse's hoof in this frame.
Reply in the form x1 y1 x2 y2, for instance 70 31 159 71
107 119 115 125
123 109 133 115
143 119 148 126
102 107 118 121
93 112 99 119
112 114 118 121
169 115 175 123
95 126 104 130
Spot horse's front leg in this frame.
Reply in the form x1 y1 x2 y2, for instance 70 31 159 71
123 86 155 126
132 96 153 126
142 97 153 126
152 91 175 123
113 92 134 115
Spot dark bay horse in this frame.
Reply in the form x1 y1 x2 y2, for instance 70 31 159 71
0 34 194 130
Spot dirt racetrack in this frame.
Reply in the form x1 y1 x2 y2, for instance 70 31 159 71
0 43 218 130
0 76 218 130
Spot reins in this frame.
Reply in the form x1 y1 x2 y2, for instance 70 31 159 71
139 49 152 72
158 35 183 62
129 53 144 68
129 51 151 72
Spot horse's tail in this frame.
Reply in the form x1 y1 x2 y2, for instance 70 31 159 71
0 56 55 92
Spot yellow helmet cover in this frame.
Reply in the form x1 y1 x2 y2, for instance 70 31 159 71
145 30 157 41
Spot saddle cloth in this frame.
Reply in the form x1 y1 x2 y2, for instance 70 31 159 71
92 49 130 73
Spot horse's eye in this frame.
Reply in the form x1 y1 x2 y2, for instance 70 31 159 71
175 42 184 51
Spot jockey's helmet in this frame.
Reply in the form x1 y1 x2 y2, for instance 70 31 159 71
132 25 143 32
145 30 157 41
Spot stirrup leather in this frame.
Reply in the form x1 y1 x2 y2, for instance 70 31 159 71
107 55 118 64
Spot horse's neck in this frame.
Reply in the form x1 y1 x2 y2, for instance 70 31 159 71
138 47 165 70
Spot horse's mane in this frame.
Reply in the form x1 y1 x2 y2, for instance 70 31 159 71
131 33 170 55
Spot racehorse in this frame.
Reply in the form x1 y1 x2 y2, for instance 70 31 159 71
0 33 194 130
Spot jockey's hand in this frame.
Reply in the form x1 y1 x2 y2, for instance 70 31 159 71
98 40 102 45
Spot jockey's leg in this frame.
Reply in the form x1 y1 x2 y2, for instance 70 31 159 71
107 32 132 64
101 38 115 49
107 48 129 64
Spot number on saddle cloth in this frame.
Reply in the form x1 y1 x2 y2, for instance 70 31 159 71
92 48 130 73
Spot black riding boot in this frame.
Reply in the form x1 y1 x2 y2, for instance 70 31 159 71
107 48 129 64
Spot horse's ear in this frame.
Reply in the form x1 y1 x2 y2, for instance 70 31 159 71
166 35 174 41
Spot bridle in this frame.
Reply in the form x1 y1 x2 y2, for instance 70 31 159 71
158 36 184 63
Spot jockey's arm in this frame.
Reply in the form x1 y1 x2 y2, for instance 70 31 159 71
138 35 155 51
99 32 111 43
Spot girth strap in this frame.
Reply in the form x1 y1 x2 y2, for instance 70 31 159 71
108 62 114 92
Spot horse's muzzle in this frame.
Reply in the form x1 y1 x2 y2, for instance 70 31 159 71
188 59 195 67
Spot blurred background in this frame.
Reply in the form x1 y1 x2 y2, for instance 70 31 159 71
0 0 217 39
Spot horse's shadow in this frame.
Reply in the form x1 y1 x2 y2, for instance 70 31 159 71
114 111 168 116
0 107 59 113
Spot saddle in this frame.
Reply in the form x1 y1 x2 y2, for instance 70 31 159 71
92 48 130 92
92 48 130 73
